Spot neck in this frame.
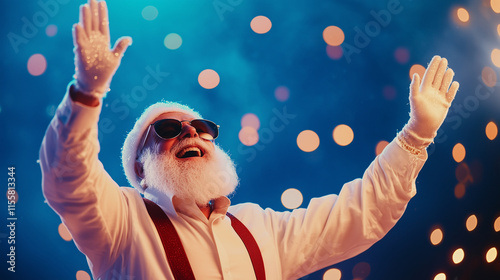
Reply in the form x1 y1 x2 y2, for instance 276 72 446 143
198 201 213 219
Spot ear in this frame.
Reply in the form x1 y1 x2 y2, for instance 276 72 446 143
134 160 145 179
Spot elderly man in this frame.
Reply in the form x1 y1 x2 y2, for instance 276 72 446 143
40 0 459 279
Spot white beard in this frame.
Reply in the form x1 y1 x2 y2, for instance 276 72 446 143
140 139 239 206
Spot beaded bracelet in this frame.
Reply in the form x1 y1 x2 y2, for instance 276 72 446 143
396 131 425 156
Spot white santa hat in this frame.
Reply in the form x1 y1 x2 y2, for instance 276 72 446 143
121 101 202 192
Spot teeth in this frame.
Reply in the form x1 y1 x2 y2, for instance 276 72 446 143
178 147 202 158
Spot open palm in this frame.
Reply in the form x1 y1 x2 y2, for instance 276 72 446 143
407 56 460 139
73 0 131 96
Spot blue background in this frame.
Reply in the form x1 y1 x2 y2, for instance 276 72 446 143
1 0 499 279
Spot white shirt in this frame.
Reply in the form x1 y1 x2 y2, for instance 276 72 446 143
40 90 426 280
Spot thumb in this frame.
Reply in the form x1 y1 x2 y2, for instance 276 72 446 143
112 36 132 57
410 73 420 97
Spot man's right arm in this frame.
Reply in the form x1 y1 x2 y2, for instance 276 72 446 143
40 82 130 274
39 0 132 275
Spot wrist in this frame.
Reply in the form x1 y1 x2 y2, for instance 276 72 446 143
397 123 434 155
75 79 109 99
69 82 101 107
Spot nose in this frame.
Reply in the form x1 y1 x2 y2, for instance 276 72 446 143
178 121 199 139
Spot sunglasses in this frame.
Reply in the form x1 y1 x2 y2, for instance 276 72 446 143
138 119 219 156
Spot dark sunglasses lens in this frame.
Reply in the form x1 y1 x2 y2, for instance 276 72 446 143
154 119 181 139
192 120 219 139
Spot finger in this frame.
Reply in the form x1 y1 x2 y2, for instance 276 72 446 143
433 57 448 88
99 1 110 38
112 37 133 57
440 68 454 93
421 55 441 88
81 4 91 36
410 73 421 97
90 0 99 32
72 24 88 48
446 81 460 103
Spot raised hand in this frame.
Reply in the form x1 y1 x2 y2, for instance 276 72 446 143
405 56 460 146
72 0 132 98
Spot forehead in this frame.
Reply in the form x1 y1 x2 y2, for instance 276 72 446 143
151 111 197 124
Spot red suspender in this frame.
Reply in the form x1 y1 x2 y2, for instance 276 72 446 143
143 198 266 280
143 198 196 280
226 212 266 280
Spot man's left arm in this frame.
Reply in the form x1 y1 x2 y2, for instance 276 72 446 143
232 56 459 279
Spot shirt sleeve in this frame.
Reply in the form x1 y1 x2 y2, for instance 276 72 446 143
39 83 130 275
231 139 426 279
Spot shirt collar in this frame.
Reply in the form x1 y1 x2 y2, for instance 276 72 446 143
143 187 232 222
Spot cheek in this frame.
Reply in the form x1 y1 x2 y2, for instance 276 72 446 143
152 139 177 155
204 143 216 156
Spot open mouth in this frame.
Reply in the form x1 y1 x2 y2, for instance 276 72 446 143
176 146 204 158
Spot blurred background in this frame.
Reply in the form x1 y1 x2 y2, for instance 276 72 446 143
1 0 499 279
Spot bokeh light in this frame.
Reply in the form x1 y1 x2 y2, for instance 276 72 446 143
241 113 260 130
352 262 371 279
382 85 397 100
45 104 56 117
394 47 410 64
486 121 498 140
142 6 158 21
281 188 303 209
333 124 354 146
430 227 444 245
492 0 500 13
274 86 290 102
409 64 426 80
323 268 342 280
434 272 446 280
466 214 478 231
27 54 47 76
494 216 500 232
455 162 472 183
454 183 466 199
198 69 220 89
164 33 182 50
239 126 259 146
486 247 498 263
492 49 500 68
250 16 272 34
452 248 465 264
297 130 320 152
326 45 343 60
58 223 72 241
45 24 57 37
482 66 497 87
456 8 470 23
452 143 466 163
323 26 345 46
76 270 91 280
375 140 389 156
